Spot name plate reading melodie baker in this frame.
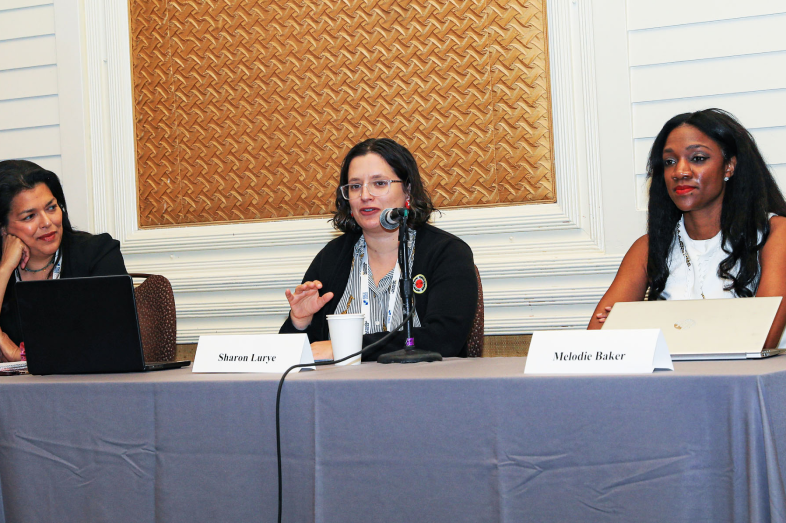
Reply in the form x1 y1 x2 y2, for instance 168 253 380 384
192 334 314 373
524 329 673 374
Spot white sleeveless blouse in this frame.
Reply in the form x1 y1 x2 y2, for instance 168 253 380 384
661 215 786 347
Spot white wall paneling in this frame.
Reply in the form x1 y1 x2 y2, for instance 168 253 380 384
629 4 786 211
0 5 55 41
19 155 61 174
628 13 786 66
0 0 61 176
3 0 53 9
630 52 786 103
627 0 786 31
0 66 58 101
632 90 786 138
0 126 60 159
0 95 59 131
0 34 57 70
73 0 632 342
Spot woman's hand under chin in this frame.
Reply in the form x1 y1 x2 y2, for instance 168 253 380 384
0 232 30 274
0 331 21 362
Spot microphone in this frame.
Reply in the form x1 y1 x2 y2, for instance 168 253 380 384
379 208 407 230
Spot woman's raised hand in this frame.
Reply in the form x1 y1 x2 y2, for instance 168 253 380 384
285 280 334 331
0 232 29 273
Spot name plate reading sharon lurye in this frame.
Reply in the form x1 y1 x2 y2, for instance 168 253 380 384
524 330 673 374
192 334 314 373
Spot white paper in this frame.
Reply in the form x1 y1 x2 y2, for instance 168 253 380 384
0 361 27 372
192 334 314 373
524 329 673 374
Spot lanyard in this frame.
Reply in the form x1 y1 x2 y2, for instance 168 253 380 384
359 242 401 334
53 251 62 279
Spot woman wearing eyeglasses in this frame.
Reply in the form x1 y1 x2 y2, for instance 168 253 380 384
279 138 478 361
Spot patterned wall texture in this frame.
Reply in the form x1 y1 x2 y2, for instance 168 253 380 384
130 0 554 227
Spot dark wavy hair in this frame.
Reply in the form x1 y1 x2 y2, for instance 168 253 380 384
0 160 74 237
331 138 436 232
646 108 786 299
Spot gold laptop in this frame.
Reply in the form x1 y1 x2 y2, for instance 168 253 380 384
602 297 785 360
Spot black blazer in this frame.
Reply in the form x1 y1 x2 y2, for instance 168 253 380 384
280 224 478 360
0 231 128 344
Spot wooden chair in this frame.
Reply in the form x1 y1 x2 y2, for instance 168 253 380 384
130 273 177 362
466 265 485 357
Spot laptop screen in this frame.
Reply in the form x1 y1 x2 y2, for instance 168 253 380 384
15 275 146 374
602 297 781 356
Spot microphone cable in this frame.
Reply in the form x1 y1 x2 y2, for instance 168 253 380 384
275 309 414 523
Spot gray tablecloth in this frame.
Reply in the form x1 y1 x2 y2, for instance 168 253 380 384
1 357 785 523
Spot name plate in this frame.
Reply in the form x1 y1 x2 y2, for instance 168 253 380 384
524 329 673 374
192 334 314 373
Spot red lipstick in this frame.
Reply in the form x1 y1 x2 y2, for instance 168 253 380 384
674 186 695 195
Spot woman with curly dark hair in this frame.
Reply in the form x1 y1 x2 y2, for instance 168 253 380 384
280 138 477 361
589 108 786 348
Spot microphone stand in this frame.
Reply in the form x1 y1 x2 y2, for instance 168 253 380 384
378 210 442 364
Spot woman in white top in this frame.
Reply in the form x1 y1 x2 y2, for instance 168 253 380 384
589 108 786 348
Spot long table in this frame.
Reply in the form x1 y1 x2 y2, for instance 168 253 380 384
1 357 785 523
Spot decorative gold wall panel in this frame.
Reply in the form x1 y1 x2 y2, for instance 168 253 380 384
130 0 554 227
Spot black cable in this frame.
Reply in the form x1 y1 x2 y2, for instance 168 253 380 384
275 309 414 523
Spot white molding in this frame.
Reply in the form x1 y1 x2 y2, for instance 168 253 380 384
104 0 136 238
484 315 588 334
127 254 623 294
175 314 592 343
53 0 90 230
80 0 612 340
547 0 581 228
486 287 606 307
176 314 592 343
86 0 603 255
83 0 106 233
577 0 605 249
116 202 592 255
174 286 606 319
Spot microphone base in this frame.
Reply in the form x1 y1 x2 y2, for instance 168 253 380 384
377 349 443 364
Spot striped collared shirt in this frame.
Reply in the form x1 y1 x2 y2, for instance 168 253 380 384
334 231 421 334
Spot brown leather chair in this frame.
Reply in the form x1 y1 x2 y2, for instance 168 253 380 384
130 273 177 362
466 265 484 357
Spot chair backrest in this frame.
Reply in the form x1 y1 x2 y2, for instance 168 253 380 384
130 273 177 362
466 265 485 357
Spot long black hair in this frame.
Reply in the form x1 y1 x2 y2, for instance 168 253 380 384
331 138 436 233
647 108 786 299
0 160 74 239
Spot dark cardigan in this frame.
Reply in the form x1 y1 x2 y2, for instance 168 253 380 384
280 224 478 360
0 231 127 344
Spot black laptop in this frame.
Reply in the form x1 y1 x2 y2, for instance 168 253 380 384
15 275 190 375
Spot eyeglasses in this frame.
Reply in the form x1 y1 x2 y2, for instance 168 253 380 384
339 179 403 200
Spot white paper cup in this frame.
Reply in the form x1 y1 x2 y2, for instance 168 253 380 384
326 313 364 366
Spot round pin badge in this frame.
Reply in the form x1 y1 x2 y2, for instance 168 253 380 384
412 274 427 294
